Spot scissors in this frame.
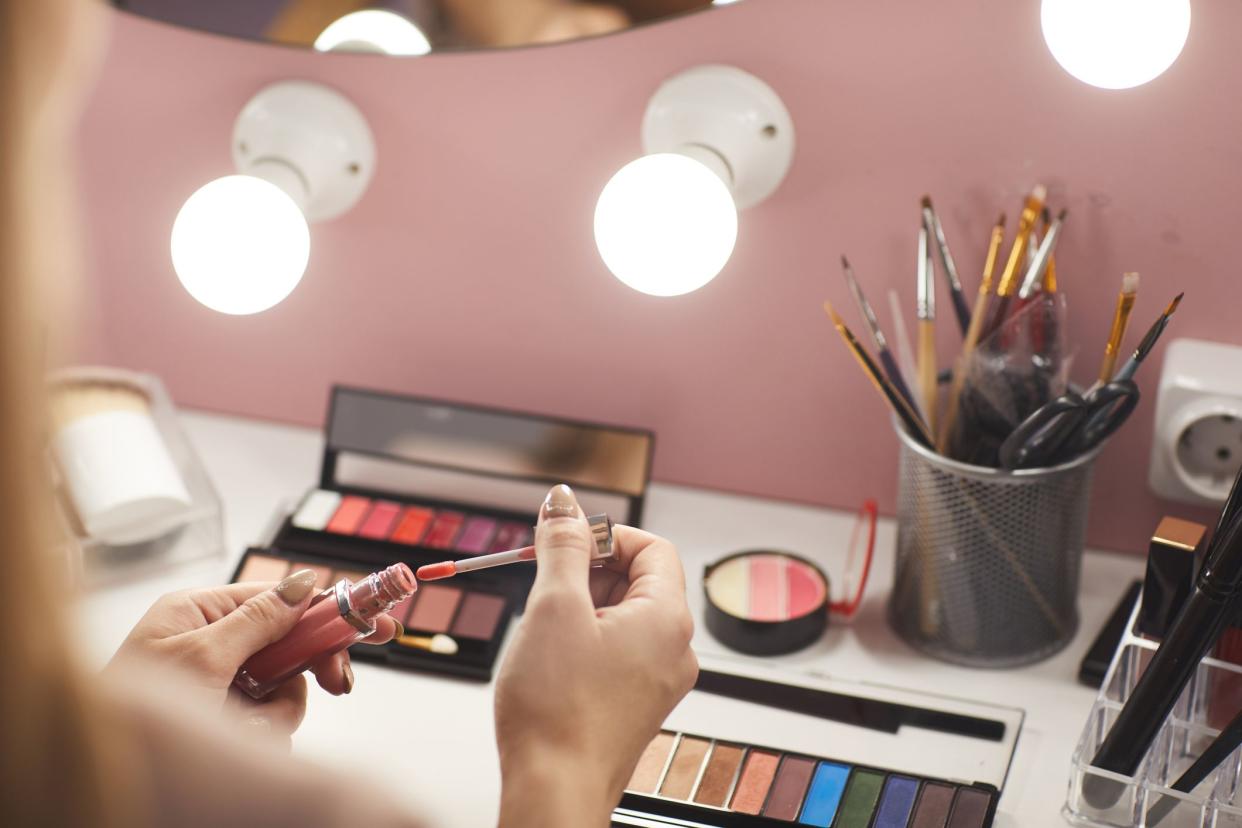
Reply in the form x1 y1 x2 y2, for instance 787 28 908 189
998 380 1140 470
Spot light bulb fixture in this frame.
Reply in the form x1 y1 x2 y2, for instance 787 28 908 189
594 65 794 297
314 9 432 56
171 81 375 314
1040 0 1191 90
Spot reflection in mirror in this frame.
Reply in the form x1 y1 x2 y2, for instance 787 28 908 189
113 0 734 53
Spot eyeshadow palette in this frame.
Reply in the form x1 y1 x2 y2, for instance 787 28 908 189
613 659 1022 828
231 386 654 681
620 730 996 827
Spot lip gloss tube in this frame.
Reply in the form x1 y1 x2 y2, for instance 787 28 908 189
233 563 416 699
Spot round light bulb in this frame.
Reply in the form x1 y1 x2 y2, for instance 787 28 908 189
314 9 431 56
171 175 311 315
1040 0 1190 90
594 153 738 297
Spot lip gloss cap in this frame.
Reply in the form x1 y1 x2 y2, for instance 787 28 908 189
588 514 615 562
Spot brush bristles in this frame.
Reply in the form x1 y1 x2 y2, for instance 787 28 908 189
1056 209 1068 222
1121 272 1140 295
1032 184 1047 202
921 195 933 210
431 634 459 655
840 254 851 269
1166 293 1185 315
823 301 845 328
996 212 1007 228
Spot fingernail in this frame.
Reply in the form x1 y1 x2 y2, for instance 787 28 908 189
274 569 317 606
392 620 405 639
541 484 579 521
342 661 355 694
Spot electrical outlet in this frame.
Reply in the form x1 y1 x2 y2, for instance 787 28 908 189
1149 339 1242 505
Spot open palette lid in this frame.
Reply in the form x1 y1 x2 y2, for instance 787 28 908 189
322 386 656 525
668 654 1024 791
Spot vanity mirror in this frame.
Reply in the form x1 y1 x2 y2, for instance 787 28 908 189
111 0 737 53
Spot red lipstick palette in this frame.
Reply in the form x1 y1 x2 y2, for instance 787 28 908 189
230 386 654 681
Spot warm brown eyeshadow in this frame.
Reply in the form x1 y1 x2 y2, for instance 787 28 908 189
451 592 507 640
235 554 290 583
628 732 676 794
947 787 991 828
911 783 956 828
730 750 780 815
658 737 711 800
762 756 817 820
694 744 746 807
407 585 462 633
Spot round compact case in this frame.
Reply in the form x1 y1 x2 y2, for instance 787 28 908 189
703 551 831 656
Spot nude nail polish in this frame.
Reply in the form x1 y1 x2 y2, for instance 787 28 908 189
234 563 416 699
541 484 579 520
275 569 317 606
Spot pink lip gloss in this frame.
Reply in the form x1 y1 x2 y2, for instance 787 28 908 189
234 563 416 699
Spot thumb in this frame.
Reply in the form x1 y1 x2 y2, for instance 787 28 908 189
200 569 318 667
530 484 593 606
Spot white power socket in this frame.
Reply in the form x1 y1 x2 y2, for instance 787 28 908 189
1149 338 1242 505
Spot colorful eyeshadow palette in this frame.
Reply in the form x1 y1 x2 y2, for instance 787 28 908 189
619 731 997 827
230 386 655 682
612 659 1023 828
704 551 832 655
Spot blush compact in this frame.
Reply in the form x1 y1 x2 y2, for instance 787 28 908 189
704 551 832 656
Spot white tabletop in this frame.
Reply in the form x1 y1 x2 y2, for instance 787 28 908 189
77 410 1145 827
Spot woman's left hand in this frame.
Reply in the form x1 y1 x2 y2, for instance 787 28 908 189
107 570 400 749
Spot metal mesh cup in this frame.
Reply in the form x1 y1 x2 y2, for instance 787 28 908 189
888 424 1101 667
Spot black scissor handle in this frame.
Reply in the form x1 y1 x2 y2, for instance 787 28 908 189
998 394 1085 470
1074 381 1141 454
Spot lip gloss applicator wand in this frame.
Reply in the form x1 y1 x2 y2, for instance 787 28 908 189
418 514 615 580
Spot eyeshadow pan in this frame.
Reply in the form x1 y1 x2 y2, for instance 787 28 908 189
236 554 290 582
705 556 750 618
749 556 784 621
629 732 677 794
451 592 507 640
947 788 991 828
292 562 334 590
787 560 828 617
659 737 711 801
836 770 885 828
694 744 745 807
424 511 465 549
456 516 499 554
326 495 371 534
730 750 780 815
391 506 435 545
799 762 850 827
358 500 401 539
489 522 533 553
292 490 343 531
763 756 817 821
911 783 956 828
874 776 920 828
406 584 462 633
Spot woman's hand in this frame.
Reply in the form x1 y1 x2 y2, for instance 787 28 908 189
495 485 698 828
108 573 400 748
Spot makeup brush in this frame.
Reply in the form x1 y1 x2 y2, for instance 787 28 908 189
916 226 938 433
1017 209 1067 299
937 213 1006 452
823 301 934 448
397 633 459 655
1097 273 1141 383
417 514 615 580
921 195 970 335
886 288 923 420
987 185 1047 335
1040 207 1058 293
1114 292 1183 382
841 256 919 415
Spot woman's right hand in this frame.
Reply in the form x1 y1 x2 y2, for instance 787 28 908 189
494 485 698 828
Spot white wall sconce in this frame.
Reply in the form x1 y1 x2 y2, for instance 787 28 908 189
594 65 794 297
1041 0 1191 90
170 81 375 315
314 9 432 56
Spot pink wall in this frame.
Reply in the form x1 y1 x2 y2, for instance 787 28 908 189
76 0 1242 553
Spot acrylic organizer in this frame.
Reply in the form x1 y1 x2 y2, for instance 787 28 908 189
889 424 1100 667
1065 597 1242 828
50 367 224 586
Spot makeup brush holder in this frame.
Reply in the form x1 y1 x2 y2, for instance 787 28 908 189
1066 598 1242 827
889 425 1099 667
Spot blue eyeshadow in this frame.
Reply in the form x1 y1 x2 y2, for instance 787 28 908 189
798 762 851 826
873 775 920 828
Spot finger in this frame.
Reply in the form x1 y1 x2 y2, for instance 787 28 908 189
193 569 318 667
605 525 687 603
308 649 353 695
228 674 308 741
529 484 593 609
360 614 400 645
